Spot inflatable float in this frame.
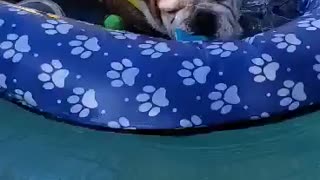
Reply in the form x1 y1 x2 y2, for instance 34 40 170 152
0 0 319 133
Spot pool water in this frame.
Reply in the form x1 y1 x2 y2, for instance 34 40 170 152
0 99 320 180
240 0 300 37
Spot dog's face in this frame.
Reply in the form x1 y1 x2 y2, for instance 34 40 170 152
145 0 243 40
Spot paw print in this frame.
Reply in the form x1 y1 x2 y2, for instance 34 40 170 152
136 86 169 117
178 58 211 86
69 35 101 59
0 19 4 27
243 33 264 44
277 80 307 111
107 117 136 130
109 30 139 40
0 34 31 63
8 7 28 15
249 54 280 83
138 40 171 59
8 5 42 15
41 19 73 35
180 115 203 128
302 11 312 17
106 59 139 87
298 18 320 31
38 60 69 90
14 89 37 108
208 83 241 114
206 42 238 58
313 55 320 80
0 74 7 89
271 34 302 53
67 88 98 118
250 112 270 120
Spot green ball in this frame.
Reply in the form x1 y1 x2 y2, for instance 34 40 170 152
104 15 125 30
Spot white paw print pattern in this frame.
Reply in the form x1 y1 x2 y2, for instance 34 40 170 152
271 34 302 53
139 40 171 58
0 34 31 63
0 74 7 89
302 11 312 17
41 19 73 35
38 60 69 90
8 7 28 15
277 80 307 111
244 33 264 44
106 59 139 87
313 55 320 80
0 19 4 27
208 83 241 114
136 86 169 117
109 30 139 40
206 42 238 58
107 117 136 130
69 35 101 59
180 115 203 128
249 54 280 83
67 88 98 118
298 18 320 31
250 112 270 120
178 58 211 86
14 89 37 108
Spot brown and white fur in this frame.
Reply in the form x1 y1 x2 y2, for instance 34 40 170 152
103 0 243 40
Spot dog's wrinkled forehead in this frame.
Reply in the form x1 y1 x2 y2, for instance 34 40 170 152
157 0 192 10
156 0 241 21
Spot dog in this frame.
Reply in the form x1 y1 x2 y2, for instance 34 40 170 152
103 0 243 40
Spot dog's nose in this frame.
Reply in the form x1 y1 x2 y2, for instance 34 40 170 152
190 10 218 36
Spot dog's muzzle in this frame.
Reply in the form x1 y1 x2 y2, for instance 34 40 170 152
189 9 219 36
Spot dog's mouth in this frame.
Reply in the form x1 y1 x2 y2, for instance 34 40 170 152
168 2 242 40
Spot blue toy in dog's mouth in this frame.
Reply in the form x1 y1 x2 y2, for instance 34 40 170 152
174 29 209 42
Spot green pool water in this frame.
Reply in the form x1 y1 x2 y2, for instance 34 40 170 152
0 99 320 180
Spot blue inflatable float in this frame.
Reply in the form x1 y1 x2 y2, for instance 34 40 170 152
0 0 319 133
